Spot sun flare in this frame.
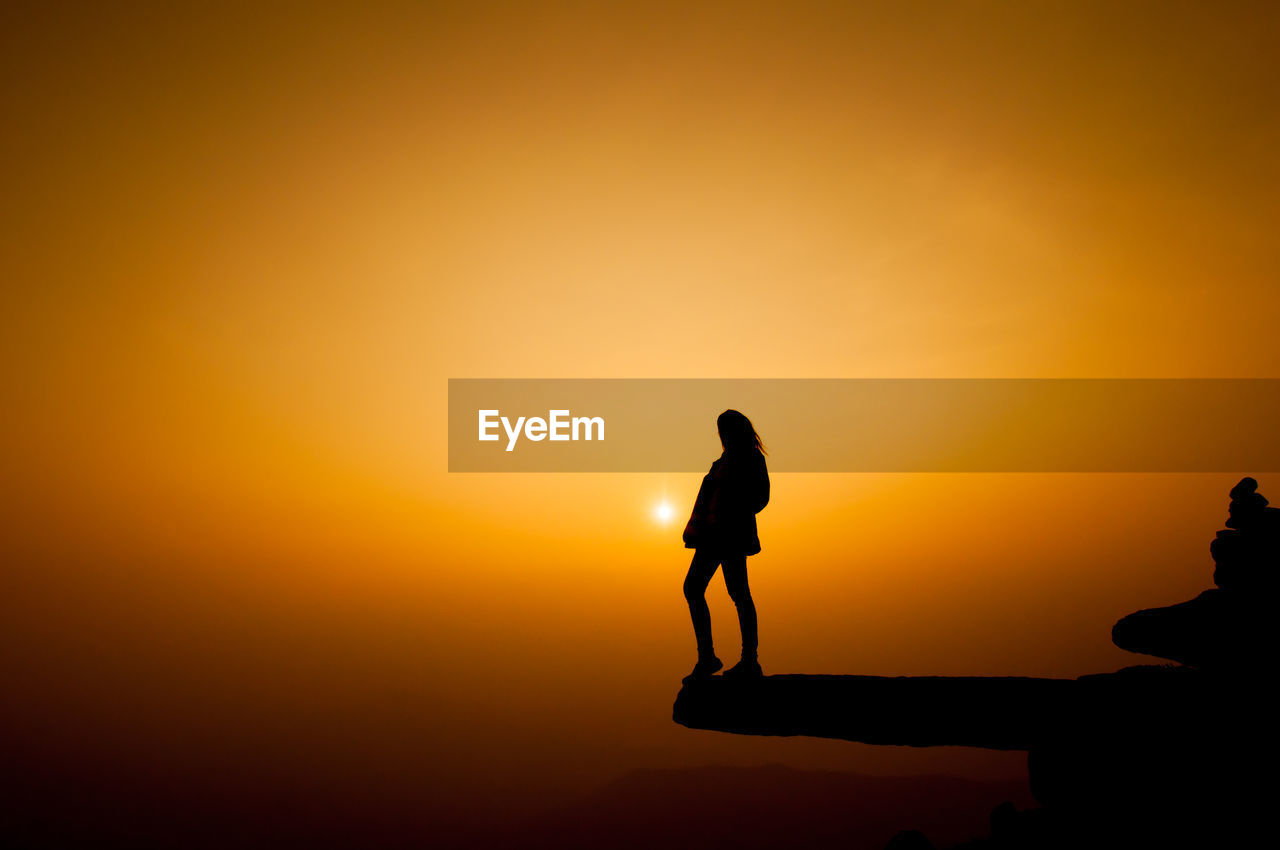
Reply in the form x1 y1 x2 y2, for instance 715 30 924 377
653 500 676 524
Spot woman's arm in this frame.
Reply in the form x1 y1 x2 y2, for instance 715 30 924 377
753 453 770 513
683 464 718 547
722 452 769 515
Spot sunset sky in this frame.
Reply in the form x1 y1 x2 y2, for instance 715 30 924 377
3 0 1279 840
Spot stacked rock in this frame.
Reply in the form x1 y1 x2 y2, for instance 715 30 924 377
1112 477 1278 668
1210 477 1280 592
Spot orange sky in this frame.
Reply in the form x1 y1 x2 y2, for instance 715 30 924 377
3 0 1279 824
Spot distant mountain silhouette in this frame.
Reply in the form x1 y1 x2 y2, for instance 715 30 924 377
484 765 1032 850
674 478 1279 847
2 744 1032 850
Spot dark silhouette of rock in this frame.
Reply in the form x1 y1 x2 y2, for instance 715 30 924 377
1213 476 1280 590
1112 477 1279 668
674 674 1073 750
676 667 1271 847
674 477 1280 848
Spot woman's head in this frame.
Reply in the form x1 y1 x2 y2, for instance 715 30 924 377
717 409 765 454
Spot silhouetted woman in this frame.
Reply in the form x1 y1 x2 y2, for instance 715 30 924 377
682 409 770 681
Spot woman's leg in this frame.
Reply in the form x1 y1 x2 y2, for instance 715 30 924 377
683 549 721 659
720 553 758 659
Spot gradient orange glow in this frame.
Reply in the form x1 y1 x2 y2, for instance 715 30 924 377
3 0 1278 830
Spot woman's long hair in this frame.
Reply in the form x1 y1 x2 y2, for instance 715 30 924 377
717 409 766 455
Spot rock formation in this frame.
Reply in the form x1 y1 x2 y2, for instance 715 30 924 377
1112 477 1279 668
674 478 1278 847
